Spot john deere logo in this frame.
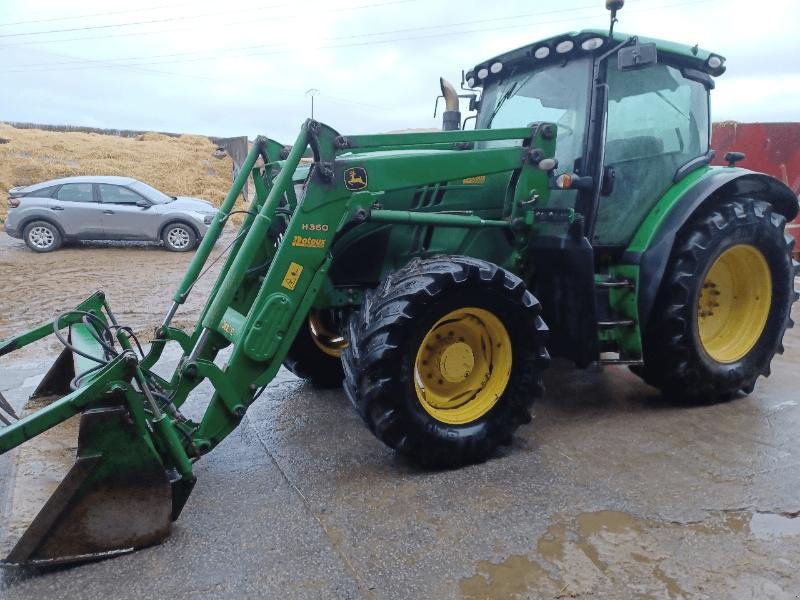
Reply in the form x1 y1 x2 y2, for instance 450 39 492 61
344 167 368 191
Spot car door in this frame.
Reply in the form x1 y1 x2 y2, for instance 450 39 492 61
97 184 156 240
50 182 103 238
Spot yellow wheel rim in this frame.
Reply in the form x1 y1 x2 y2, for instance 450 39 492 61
308 311 348 358
697 244 772 363
414 307 512 425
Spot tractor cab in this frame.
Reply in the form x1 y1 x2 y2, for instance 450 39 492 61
466 30 724 251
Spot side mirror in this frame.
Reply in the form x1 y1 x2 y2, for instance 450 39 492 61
136 199 151 208
617 41 657 70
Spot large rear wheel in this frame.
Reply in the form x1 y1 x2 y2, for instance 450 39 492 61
639 198 799 402
343 256 549 468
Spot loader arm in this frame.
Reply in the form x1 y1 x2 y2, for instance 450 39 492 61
0 118 556 566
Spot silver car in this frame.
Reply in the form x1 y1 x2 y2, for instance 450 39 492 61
4 176 218 252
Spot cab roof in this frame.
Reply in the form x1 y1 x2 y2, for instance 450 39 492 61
466 29 726 87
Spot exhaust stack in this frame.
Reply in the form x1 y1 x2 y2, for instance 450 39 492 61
439 77 461 131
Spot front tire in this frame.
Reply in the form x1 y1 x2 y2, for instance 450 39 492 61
162 222 197 252
639 198 799 402
283 311 346 388
23 220 62 252
342 256 549 468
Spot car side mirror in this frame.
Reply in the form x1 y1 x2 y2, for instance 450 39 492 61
617 41 657 71
136 200 151 208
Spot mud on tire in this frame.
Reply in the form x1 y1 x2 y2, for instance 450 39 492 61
342 255 549 468
638 198 799 402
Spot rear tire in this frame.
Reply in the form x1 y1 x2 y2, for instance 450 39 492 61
23 220 62 252
638 198 799 402
342 255 549 468
162 222 197 252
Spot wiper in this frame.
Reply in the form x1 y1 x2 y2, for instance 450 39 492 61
487 82 519 125
486 71 536 126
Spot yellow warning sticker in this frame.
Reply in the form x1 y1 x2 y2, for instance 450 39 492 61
281 262 304 291
463 175 486 185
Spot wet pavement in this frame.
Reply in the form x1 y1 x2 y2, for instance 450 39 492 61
0 233 799 598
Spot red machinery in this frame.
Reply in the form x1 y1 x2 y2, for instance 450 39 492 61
712 122 800 256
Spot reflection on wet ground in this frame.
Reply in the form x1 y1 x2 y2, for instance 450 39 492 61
1 232 799 598
461 508 800 599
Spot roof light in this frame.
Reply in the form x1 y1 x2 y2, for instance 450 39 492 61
466 77 475 87
708 55 724 69
477 67 489 79
490 61 503 74
534 46 550 59
555 40 574 54
581 37 604 51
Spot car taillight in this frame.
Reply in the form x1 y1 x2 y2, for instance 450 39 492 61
7 196 20 208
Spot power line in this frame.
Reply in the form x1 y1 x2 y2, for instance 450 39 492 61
0 0 417 48
0 1 197 28
1 2 601 69
0 0 414 39
0 1 284 37
0 0 710 75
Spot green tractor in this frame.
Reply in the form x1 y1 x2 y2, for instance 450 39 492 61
0 1 797 567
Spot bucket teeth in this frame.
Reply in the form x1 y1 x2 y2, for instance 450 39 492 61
0 389 18 426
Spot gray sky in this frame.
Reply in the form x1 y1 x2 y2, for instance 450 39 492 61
1 0 798 141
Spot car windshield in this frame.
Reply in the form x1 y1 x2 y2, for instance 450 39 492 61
128 180 172 204
475 58 591 174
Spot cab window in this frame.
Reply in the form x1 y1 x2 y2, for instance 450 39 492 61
477 58 592 210
594 62 710 246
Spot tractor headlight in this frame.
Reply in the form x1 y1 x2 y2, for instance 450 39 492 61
581 37 604 51
555 40 574 54
477 67 489 80
490 61 503 74
534 46 550 59
707 55 724 70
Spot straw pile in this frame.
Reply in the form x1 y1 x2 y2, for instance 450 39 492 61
0 123 233 223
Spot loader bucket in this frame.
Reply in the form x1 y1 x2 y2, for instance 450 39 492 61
4 405 173 567
0 294 193 568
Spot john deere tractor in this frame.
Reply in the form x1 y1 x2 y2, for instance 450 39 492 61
0 1 797 567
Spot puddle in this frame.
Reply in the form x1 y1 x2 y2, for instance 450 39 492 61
460 508 800 598
749 511 800 539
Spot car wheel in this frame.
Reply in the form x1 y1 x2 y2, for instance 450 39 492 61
162 223 197 252
23 221 62 253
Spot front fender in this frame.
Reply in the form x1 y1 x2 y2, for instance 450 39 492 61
624 166 798 331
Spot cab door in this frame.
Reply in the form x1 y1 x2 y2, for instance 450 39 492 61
593 61 710 248
97 184 155 240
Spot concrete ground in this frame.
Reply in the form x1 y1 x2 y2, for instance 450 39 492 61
0 235 799 599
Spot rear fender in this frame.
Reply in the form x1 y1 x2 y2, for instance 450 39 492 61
623 167 798 331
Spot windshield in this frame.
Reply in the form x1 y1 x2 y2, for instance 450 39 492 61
476 58 591 175
128 180 172 204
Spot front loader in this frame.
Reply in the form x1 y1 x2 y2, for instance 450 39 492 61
1 1 797 568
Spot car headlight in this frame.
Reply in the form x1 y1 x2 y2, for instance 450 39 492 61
191 210 216 225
